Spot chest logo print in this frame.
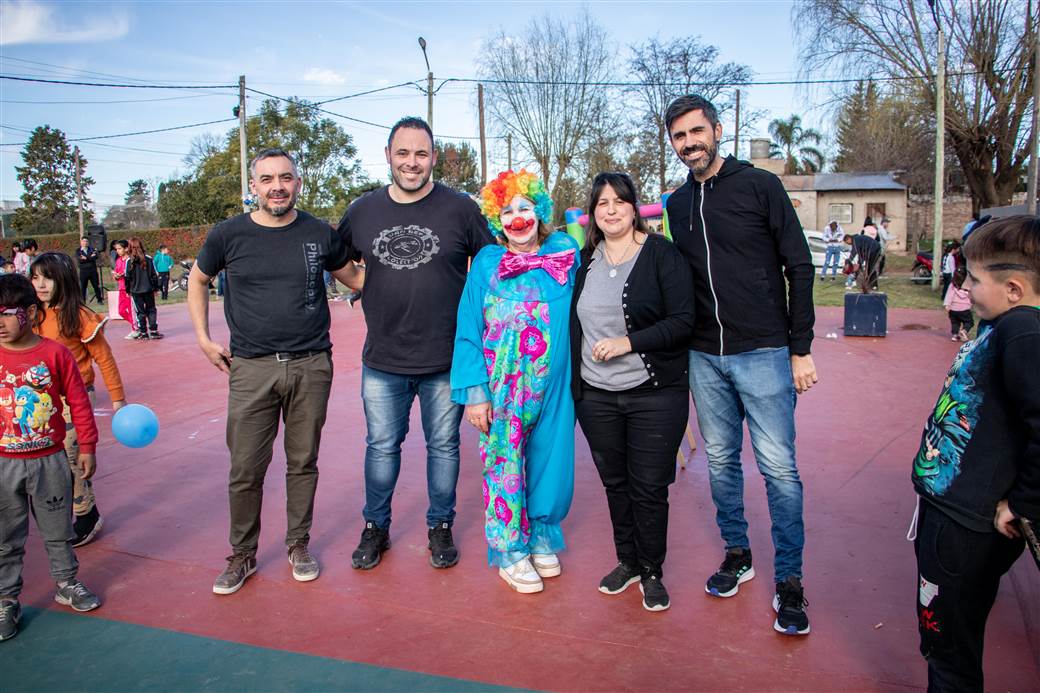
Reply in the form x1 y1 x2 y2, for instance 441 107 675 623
373 225 440 270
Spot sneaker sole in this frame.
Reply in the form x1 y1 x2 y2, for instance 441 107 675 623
212 564 257 595
498 568 544 594
53 593 101 612
598 575 640 595
639 583 671 612
0 627 17 641
705 566 755 598
772 594 811 635
72 515 104 548
351 541 390 570
533 563 561 578
429 555 460 569
289 557 320 582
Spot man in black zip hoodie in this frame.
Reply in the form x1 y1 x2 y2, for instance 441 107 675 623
664 94 817 636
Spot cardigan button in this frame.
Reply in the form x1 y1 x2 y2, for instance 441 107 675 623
654 381 659 386
622 303 627 308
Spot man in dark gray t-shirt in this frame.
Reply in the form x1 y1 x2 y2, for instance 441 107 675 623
189 148 355 597
335 117 491 572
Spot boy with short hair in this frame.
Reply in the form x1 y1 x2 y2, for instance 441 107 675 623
0 274 102 641
153 244 174 301
911 215 1040 691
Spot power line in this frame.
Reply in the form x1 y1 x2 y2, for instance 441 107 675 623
314 81 423 106
0 118 237 147
1 93 232 105
0 74 235 89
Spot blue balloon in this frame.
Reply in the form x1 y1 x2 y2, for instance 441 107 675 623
112 404 159 448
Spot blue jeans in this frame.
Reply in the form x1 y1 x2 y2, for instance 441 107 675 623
688 347 804 580
822 245 842 276
361 365 463 529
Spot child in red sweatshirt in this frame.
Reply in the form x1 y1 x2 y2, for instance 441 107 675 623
0 274 101 643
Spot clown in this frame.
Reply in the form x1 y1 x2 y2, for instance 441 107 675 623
450 169 578 594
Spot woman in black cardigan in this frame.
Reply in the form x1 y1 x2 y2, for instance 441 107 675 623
570 172 695 612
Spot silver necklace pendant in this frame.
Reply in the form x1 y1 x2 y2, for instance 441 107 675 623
608 268 618 278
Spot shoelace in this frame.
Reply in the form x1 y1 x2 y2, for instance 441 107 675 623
61 580 91 598
224 555 251 572
778 585 809 610
0 601 17 618
720 552 746 574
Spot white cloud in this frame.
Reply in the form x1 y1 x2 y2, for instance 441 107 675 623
0 0 129 46
303 67 346 85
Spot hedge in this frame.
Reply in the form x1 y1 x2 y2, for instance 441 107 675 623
0 226 212 266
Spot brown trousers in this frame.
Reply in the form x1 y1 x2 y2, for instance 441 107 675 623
226 351 333 555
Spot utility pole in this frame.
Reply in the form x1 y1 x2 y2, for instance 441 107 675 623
238 75 250 213
74 146 85 238
478 83 488 186
930 14 945 291
1027 6 1039 215
733 89 741 159
507 133 512 170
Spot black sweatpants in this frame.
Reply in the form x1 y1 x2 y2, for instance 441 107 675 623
914 500 1024 693
948 310 974 336
575 381 688 577
79 265 103 302
131 292 158 334
157 272 170 300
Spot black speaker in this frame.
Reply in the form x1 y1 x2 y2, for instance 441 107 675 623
86 224 107 255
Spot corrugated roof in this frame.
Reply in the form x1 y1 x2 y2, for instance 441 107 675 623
778 172 906 192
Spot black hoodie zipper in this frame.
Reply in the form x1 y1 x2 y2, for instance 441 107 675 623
690 177 725 355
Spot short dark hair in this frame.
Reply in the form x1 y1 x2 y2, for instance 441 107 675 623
963 214 1040 292
22 239 38 252
250 148 298 178
664 94 720 134
0 273 42 312
584 172 650 251
387 117 433 150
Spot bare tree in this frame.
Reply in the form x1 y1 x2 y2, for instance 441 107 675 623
795 0 1037 211
627 37 754 193
478 12 616 216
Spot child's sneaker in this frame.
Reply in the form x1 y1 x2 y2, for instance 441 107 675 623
72 506 103 547
54 579 101 612
124 331 140 340
0 599 20 641
773 576 811 635
705 548 754 598
598 562 641 594
639 575 671 611
149 332 164 340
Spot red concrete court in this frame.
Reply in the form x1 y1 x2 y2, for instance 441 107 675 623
15 300 1040 691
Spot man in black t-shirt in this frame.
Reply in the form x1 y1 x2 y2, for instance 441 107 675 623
188 148 356 596
335 117 491 571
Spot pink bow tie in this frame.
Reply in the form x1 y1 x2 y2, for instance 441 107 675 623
498 249 575 285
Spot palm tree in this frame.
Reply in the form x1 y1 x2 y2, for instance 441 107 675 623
768 115 825 175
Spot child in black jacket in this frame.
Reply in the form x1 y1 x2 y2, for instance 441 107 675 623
911 215 1040 692
124 237 162 340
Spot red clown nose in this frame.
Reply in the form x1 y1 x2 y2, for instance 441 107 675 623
508 217 535 231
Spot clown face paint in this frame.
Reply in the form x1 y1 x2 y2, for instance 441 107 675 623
500 194 538 251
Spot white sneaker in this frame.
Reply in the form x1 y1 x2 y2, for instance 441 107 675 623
498 557 543 593
124 331 140 340
531 552 561 578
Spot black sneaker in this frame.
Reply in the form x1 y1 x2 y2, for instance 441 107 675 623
427 522 459 568
149 331 164 340
351 522 390 570
705 548 755 598
72 506 103 547
598 562 641 595
639 575 671 612
0 599 20 641
54 579 101 611
773 576 810 635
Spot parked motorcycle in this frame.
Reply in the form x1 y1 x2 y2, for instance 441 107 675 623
911 251 933 283
170 259 195 292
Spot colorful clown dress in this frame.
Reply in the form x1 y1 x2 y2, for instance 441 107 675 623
451 232 578 568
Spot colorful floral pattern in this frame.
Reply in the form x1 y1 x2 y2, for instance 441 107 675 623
480 294 551 556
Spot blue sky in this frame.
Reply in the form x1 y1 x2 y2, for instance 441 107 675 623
0 0 829 217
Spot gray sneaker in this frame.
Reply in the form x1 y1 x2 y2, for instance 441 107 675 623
288 542 320 582
0 599 20 641
54 579 101 612
213 554 257 595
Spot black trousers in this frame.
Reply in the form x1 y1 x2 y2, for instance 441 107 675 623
79 265 103 302
158 272 170 300
130 292 158 333
575 381 689 577
948 310 974 336
914 500 1024 693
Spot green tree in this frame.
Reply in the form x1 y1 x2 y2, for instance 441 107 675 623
125 179 151 204
768 115 825 174
159 97 369 225
433 141 480 193
13 125 94 234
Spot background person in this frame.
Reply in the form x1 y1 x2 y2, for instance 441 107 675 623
76 237 103 304
451 169 577 594
571 172 694 612
124 237 162 340
110 240 139 339
153 244 174 301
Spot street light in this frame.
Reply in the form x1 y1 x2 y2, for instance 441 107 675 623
418 36 433 129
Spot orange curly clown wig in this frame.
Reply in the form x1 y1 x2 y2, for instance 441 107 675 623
479 169 554 237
